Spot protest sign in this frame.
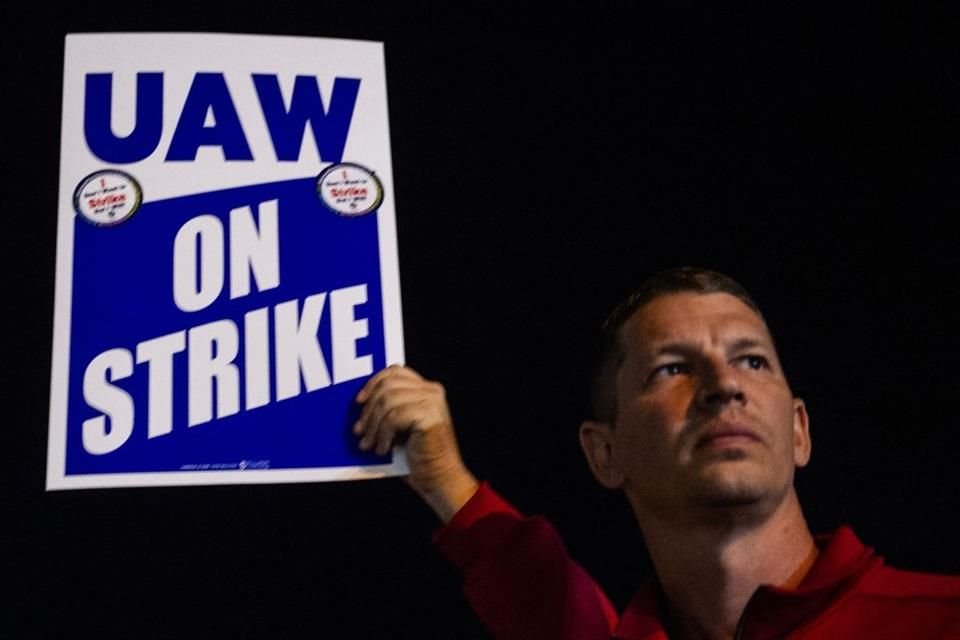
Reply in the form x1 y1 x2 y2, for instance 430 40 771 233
47 33 406 489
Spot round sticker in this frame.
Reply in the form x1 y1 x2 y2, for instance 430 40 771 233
316 162 384 216
73 170 142 226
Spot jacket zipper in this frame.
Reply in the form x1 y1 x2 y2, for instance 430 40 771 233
733 591 757 640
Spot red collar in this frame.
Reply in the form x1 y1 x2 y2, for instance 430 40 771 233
613 526 883 640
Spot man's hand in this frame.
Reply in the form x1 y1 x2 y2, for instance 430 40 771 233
354 365 479 523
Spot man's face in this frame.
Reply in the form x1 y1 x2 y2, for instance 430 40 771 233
604 292 810 522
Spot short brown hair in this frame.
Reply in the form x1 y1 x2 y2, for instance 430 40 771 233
589 267 763 423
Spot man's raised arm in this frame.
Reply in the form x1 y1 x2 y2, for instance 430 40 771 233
353 364 479 522
351 365 619 640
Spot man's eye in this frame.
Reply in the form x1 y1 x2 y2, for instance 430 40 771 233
739 355 770 370
652 362 689 379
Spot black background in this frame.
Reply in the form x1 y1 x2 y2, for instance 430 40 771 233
5 4 960 638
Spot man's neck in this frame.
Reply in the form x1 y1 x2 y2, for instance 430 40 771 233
640 490 816 640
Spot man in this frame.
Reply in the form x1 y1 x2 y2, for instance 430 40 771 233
353 267 960 639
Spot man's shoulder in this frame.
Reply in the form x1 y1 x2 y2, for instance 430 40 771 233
815 525 960 600
862 564 960 600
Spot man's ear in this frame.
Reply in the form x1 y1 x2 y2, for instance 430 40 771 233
792 398 812 467
579 420 625 489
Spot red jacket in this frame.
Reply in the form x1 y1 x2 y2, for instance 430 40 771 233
434 482 960 639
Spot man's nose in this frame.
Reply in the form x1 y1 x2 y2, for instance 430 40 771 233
695 359 746 409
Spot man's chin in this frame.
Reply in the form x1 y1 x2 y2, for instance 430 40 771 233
687 467 770 509
689 487 766 509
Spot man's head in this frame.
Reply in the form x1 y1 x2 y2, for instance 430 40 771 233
579 267 811 525
589 267 764 424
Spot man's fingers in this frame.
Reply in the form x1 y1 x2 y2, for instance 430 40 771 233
356 364 421 403
358 402 420 452
356 389 443 452
355 372 410 435
375 406 408 455
353 365 452 457
355 381 425 435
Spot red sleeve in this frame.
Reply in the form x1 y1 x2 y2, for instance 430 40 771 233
433 482 619 640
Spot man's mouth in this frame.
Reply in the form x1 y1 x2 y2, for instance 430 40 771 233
694 423 763 450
